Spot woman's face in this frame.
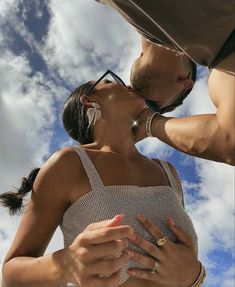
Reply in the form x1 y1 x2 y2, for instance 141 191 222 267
89 79 146 116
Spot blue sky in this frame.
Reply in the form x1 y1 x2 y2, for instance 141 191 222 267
0 1 234 286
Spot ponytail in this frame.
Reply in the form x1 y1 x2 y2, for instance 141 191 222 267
0 168 40 216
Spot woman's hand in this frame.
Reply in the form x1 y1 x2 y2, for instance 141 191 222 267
59 214 136 287
128 214 201 287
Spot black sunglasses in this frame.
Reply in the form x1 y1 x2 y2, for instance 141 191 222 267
86 70 127 94
86 70 191 114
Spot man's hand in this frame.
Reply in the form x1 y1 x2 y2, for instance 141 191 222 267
133 108 162 143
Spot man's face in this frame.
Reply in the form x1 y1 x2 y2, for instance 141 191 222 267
130 52 184 110
130 37 195 112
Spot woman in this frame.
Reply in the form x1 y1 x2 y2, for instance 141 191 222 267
1 70 206 287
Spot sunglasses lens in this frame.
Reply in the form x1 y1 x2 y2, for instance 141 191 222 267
145 100 161 113
111 73 126 87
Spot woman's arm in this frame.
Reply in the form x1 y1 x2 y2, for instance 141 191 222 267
2 250 68 287
2 218 134 287
2 148 75 286
2 148 135 287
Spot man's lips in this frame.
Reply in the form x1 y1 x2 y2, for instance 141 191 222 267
126 85 145 100
129 85 147 98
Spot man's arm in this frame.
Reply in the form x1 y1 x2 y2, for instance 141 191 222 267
135 65 235 165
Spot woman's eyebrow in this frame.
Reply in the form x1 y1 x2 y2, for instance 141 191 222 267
83 81 95 94
103 79 113 84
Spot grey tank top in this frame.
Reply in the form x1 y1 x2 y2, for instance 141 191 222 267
59 145 198 286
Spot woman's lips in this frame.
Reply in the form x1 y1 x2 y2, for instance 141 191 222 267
140 52 143 57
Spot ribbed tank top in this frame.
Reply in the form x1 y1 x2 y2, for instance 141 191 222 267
59 145 198 286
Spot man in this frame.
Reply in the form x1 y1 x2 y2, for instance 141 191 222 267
97 0 235 165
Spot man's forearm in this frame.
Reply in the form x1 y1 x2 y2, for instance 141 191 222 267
2 249 68 287
151 113 235 165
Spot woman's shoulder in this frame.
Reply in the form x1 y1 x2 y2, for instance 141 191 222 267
45 145 81 169
34 146 83 190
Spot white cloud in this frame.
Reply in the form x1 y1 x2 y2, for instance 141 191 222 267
206 266 235 287
0 49 67 188
185 69 216 115
42 0 140 85
183 158 234 282
0 1 234 286
0 11 66 281
136 137 173 159
0 0 18 17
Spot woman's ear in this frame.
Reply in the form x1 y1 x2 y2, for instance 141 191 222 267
80 95 95 108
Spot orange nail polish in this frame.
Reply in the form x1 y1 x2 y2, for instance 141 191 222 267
167 216 175 226
129 232 136 241
114 214 124 220
137 214 146 222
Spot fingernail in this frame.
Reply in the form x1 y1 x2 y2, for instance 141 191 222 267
114 214 124 220
137 214 146 222
167 216 175 226
126 250 134 258
129 232 136 241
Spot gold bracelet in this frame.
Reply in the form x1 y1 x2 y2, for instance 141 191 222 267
145 112 160 137
187 261 206 287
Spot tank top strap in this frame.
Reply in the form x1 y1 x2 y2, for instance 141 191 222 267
158 159 178 190
158 159 184 207
73 145 104 190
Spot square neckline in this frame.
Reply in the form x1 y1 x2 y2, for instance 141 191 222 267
76 145 173 189
61 146 182 220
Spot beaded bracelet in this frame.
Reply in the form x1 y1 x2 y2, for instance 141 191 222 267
145 111 160 137
187 261 206 287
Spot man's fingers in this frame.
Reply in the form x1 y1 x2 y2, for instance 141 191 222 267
167 216 193 247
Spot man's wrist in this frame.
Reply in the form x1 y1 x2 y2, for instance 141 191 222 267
145 111 161 137
146 111 164 137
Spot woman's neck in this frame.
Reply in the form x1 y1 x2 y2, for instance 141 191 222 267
89 118 140 158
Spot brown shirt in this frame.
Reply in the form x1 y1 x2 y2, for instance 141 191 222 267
97 0 235 67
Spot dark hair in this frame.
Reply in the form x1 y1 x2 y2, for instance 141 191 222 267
0 83 92 215
62 82 94 144
0 168 40 215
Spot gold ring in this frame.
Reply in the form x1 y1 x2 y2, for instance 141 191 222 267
156 236 167 246
150 261 160 274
